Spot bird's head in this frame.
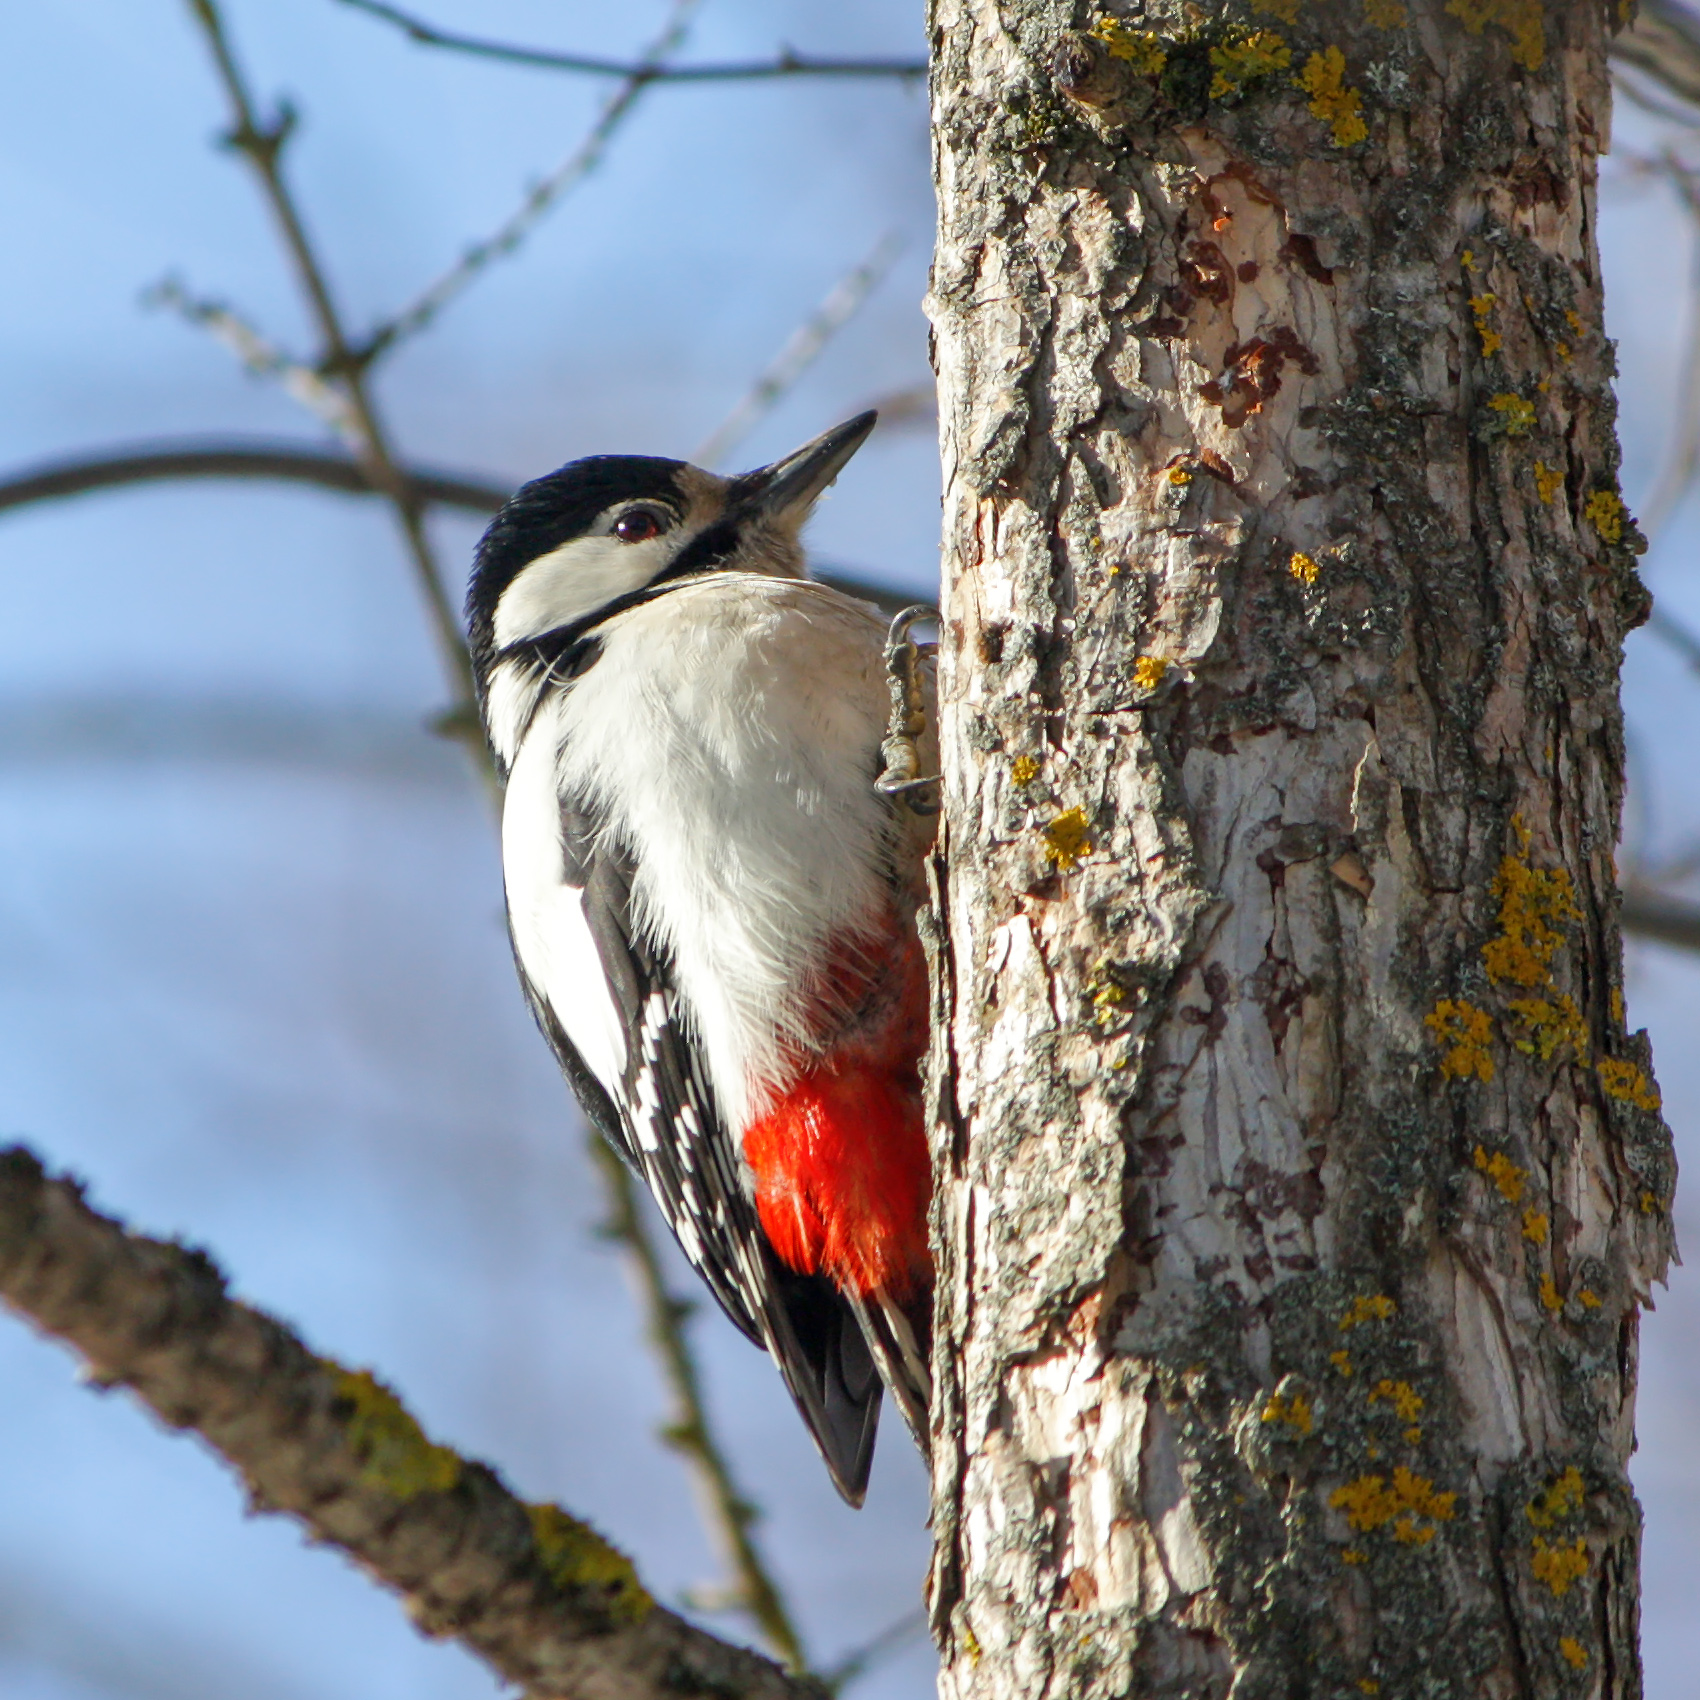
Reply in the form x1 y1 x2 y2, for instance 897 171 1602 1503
465 410 876 683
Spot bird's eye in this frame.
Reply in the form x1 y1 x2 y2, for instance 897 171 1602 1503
613 507 666 544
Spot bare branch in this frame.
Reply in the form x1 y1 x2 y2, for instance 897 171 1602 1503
168 7 828 1655
818 1608 929 1693
333 0 926 85
0 439 508 518
0 440 920 618
692 233 904 469
1623 887 1700 952
1612 0 1700 120
0 1145 820 1700
360 0 701 363
182 0 476 744
143 279 362 441
586 1139 808 1673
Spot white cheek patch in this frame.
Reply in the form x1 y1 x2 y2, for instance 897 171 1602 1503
494 534 675 647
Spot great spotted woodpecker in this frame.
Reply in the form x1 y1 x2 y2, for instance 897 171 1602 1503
466 413 935 1503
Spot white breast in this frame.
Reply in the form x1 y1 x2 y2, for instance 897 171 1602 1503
504 574 901 1133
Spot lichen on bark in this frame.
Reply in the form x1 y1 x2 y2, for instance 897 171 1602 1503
924 2 1670 1695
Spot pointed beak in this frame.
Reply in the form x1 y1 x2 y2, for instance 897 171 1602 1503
736 411 878 525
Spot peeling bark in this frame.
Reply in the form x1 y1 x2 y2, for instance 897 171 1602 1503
924 4 1672 1696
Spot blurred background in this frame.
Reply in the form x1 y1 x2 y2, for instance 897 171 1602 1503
2 5 1700 1697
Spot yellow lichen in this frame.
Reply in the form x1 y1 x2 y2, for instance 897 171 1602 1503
1044 808 1094 871
1579 1288 1602 1310
1011 754 1041 786
1469 292 1502 357
1610 986 1626 1025
1555 339 1572 363
1087 961 1135 1028
1539 1274 1563 1313
1088 17 1167 75
1297 47 1368 147
1566 309 1584 333
1473 1145 1527 1205
332 1367 461 1499
1505 991 1588 1062
1166 464 1193 485
1364 0 1408 24
1597 1056 1661 1112
1585 488 1626 544
1359 1681 1380 1695
1331 1466 1457 1542
1289 550 1321 585
1559 1638 1588 1671
1527 1467 1585 1529
1426 1000 1495 1083
1531 1536 1589 1596
1446 0 1545 70
1368 1378 1424 1422
1134 655 1170 691
1341 1546 1368 1564
1481 846 1580 990
1533 460 1563 504
1339 1294 1396 1331
527 1503 652 1623
1331 1349 1355 1377
1211 30 1293 99
1253 0 1300 20
1488 392 1537 436
1521 1208 1549 1245
1262 1389 1315 1436
1641 1189 1659 1214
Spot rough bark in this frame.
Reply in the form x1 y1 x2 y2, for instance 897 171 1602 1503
924 4 1673 1697
0 1147 819 1700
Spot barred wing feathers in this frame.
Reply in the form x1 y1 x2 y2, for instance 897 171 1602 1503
505 783 882 1503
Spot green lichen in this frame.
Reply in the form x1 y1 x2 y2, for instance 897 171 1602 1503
331 1367 461 1499
527 1502 653 1624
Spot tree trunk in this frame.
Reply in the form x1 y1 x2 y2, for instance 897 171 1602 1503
923 4 1675 1696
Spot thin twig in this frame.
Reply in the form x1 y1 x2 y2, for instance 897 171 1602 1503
0 1146 817 1700
693 233 904 469
173 4 816 1667
587 1139 809 1673
183 0 477 764
818 1608 929 1693
359 0 700 363
334 0 926 85
144 278 362 440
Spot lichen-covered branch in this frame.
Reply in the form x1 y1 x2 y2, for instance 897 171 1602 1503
0 1146 818 1700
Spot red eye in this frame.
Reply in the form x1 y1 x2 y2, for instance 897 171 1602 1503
613 508 665 543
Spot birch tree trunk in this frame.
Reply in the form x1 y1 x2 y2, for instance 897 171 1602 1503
923 4 1675 1696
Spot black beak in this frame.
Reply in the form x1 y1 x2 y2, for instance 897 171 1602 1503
737 411 878 524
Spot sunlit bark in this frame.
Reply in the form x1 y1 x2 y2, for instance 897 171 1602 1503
925 4 1673 1695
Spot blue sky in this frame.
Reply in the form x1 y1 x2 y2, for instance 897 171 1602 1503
3 6 1699 1698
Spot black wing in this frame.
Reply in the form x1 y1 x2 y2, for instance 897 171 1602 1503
510 794 882 1503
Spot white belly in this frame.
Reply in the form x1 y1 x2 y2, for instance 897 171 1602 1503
506 574 901 1133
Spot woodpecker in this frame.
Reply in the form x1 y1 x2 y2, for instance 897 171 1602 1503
466 412 935 1504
